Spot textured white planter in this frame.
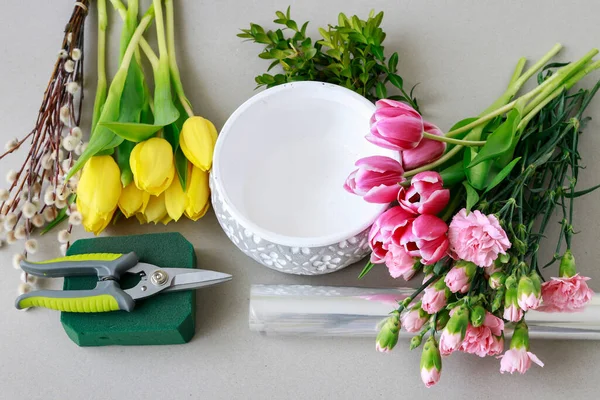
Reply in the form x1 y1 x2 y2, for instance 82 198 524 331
211 82 397 275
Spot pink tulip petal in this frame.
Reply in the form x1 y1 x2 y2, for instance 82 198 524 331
364 184 401 203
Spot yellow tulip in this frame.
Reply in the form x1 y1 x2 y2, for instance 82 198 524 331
165 176 186 221
76 156 121 235
130 137 175 196
180 116 217 171
184 165 210 221
118 183 150 218
138 193 170 225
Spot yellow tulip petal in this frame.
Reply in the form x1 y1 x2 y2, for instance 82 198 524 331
184 166 211 221
130 138 174 196
118 183 147 218
144 193 168 224
165 176 186 221
180 117 216 171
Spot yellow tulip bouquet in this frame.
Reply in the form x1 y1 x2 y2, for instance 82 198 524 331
69 0 216 234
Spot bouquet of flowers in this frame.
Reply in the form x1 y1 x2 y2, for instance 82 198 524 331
344 44 599 386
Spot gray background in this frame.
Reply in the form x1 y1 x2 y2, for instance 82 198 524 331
1 0 600 398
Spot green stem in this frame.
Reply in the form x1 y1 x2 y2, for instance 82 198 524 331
121 6 155 74
396 275 440 313
508 57 527 88
110 0 159 70
513 43 563 92
91 0 108 135
422 132 485 147
153 0 169 58
165 0 194 117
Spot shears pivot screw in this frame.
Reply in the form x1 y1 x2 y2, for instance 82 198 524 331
150 270 168 286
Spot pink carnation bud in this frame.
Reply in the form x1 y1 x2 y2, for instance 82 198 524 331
422 282 449 314
401 307 429 333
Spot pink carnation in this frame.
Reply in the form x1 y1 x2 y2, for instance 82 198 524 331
459 313 504 357
421 285 448 314
384 243 416 280
499 348 544 374
448 209 511 267
538 274 594 312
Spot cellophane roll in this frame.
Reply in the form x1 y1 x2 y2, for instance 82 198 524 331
249 284 600 339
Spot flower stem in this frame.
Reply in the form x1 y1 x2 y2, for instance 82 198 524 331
422 132 485 147
165 0 194 117
110 0 160 71
91 0 108 134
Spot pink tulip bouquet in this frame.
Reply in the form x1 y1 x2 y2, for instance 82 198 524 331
345 43 600 387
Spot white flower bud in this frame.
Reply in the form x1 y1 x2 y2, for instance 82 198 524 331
17 282 33 295
4 138 18 152
41 153 54 170
14 225 26 240
79 142 88 154
74 143 83 155
71 127 83 140
58 229 71 243
56 184 70 201
1 203 11 214
32 214 45 228
68 211 82 226
4 214 17 230
43 207 57 222
67 177 78 191
66 81 80 94
59 243 68 256
62 135 78 152
55 197 67 209
20 271 37 285
64 59 75 74
58 49 68 59
61 159 72 174
13 253 25 269
58 149 66 162
24 239 38 254
0 188 9 201
60 105 71 125
66 32 73 43
6 231 16 244
71 48 82 61
22 202 36 219
69 203 78 213
43 189 56 206
6 170 18 185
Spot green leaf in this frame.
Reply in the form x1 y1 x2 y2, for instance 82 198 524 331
285 19 298 31
153 58 180 127
464 147 491 190
117 140 135 187
164 97 189 189
463 181 480 213
438 161 466 188
483 157 521 193
100 122 162 142
371 45 384 61
566 183 600 198
388 52 398 72
375 82 387 99
174 148 188 190
304 48 317 59
468 107 522 168
388 73 404 90
358 261 375 279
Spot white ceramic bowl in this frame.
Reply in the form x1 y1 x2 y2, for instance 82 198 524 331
210 82 398 275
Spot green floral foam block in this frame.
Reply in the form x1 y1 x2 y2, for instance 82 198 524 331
61 232 196 346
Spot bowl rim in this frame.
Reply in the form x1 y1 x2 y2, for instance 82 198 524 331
212 81 394 248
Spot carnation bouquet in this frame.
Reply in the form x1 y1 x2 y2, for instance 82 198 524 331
343 44 600 386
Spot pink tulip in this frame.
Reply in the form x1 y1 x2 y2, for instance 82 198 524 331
384 243 416 280
368 206 415 262
448 209 511 267
344 156 404 203
396 214 449 265
399 171 450 215
538 274 594 312
401 308 429 333
499 348 544 374
422 285 448 314
503 304 523 322
366 99 424 151
402 122 447 170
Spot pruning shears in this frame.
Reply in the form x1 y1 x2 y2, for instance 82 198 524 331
15 252 232 313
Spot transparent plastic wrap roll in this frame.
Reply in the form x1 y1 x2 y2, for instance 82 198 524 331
249 284 600 339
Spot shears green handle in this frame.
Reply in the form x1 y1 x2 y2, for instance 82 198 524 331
16 281 135 312
15 252 139 312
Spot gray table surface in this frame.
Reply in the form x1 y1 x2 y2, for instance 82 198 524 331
2 0 600 398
